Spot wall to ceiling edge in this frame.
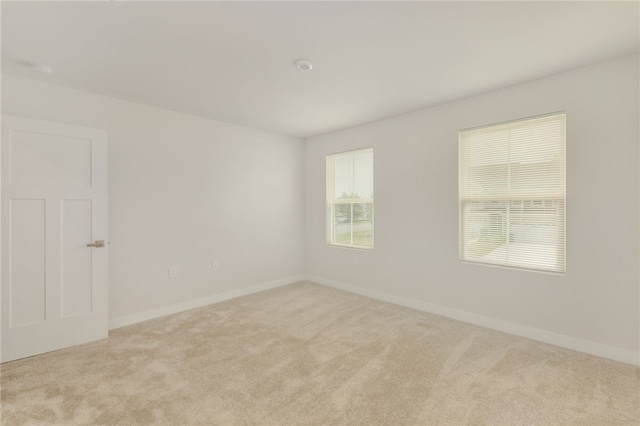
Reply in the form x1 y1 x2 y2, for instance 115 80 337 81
304 54 640 365
1 74 306 323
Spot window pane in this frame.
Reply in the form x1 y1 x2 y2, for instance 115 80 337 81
334 155 353 199
505 199 564 270
333 204 352 245
353 203 373 247
354 152 374 199
462 199 564 272
468 163 508 196
464 201 508 261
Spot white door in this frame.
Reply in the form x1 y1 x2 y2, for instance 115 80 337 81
1 115 108 362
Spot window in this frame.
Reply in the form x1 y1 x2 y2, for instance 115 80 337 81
459 113 566 273
326 148 374 249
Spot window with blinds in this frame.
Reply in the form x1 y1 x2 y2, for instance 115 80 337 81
459 113 566 273
326 148 374 249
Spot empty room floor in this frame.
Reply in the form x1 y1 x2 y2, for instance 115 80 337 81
1 281 638 425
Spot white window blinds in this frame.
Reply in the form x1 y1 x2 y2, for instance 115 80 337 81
326 148 374 249
459 113 566 273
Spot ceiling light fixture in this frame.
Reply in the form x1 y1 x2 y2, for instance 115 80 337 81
295 59 313 71
27 63 54 75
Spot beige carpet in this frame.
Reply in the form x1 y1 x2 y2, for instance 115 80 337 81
1 281 638 425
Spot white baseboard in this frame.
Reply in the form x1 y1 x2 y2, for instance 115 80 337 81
306 275 639 366
109 275 305 330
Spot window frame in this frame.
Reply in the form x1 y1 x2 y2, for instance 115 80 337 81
458 112 566 274
326 147 374 250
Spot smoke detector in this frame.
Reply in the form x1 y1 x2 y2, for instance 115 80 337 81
295 59 313 71
27 63 54 75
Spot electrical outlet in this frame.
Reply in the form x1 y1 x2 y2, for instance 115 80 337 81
168 266 177 278
212 261 219 271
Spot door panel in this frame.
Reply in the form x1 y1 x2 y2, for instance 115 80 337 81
61 199 93 317
10 130 92 186
9 198 46 327
1 115 108 363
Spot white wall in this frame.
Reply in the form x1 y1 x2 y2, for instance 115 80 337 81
305 55 640 363
2 74 305 322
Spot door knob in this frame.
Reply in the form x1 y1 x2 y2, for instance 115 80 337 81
86 240 105 248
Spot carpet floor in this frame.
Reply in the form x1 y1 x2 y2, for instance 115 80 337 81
1 281 638 425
